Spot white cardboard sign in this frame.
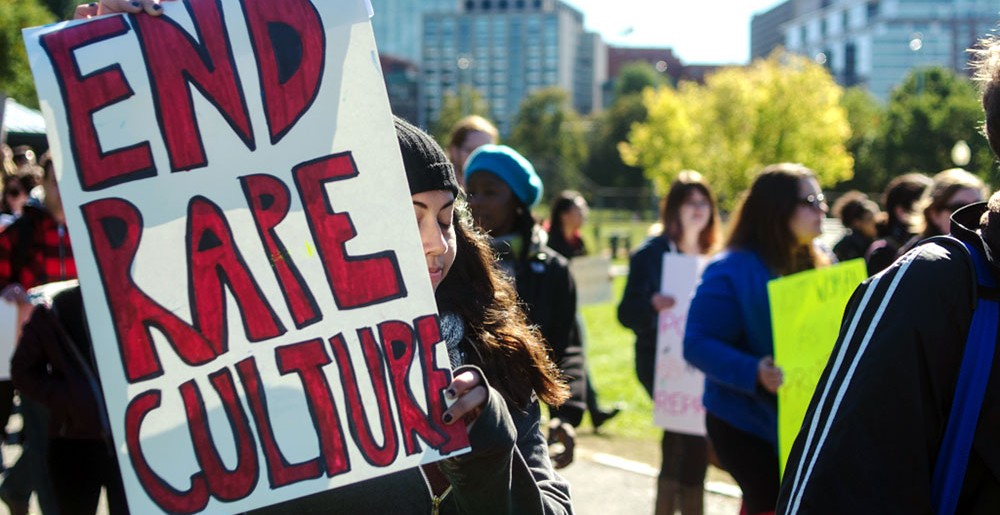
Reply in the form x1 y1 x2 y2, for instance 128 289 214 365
22 1 468 512
653 253 707 436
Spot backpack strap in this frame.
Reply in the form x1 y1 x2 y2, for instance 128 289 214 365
927 236 999 515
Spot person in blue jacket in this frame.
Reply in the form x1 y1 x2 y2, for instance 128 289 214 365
684 163 830 515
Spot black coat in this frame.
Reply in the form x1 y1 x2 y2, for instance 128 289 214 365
777 202 1000 514
12 283 108 441
496 232 585 425
617 236 673 398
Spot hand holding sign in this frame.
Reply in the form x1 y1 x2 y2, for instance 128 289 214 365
757 356 783 394
651 293 676 312
74 0 172 19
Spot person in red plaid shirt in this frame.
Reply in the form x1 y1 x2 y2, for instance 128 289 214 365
0 151 72 515
0 152 75 298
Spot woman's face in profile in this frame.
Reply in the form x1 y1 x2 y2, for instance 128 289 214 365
789 177 827 245
412 189 457 291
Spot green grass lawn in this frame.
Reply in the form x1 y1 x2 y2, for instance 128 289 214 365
578 274 660 441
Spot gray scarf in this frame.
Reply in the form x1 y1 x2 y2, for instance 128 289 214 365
439 311 466 369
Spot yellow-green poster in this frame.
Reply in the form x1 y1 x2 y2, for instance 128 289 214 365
768 259 867 476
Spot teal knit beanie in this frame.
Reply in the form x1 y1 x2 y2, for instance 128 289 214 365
464 144 543 208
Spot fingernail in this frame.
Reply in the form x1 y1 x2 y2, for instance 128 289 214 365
153 3 161 9
131 1 140 6
89 2 96 6
442 413 453 424
446 388 456 399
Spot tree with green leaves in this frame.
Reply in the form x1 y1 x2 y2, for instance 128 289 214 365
584 91 648 189
620 51 853 208
507 87 588 198
430 85 491 143
880 67 995 181
613 61 666 101
838 87 886 193
0 0 55 109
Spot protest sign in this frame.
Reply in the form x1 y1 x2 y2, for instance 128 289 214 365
22 1 468 512
0 299 13 379
569 255 612 306
653 253 706 435
769 258 866 475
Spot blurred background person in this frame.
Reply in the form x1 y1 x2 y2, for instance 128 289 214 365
546 190 588 259
865 172 932 275
446 115 498 186
619 171 721 515
1 167 40 231
684 163 829 515
9 147 35 170
895 167 987 256
830 191 881 262
465 144 585 467
546 190 620 430
1 145 16 177
0 151 72 515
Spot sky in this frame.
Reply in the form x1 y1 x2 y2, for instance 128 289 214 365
561 0 788 65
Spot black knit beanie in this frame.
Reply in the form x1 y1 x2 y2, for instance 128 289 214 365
394 116 459 197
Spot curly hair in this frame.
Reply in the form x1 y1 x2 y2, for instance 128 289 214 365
434 199 569 409
971 34 1000 159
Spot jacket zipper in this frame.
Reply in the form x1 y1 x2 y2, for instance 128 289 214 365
420 467 452 515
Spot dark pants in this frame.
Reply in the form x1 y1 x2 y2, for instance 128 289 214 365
0 396 58 514
660 430 708 487
706 412 779 514
49 438 128 515
0 380 14 444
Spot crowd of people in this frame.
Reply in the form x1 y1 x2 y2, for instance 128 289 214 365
2 1 1000 514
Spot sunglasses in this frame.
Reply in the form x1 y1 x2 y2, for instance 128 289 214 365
945 201 977 212
3 188 23 197
798 193 826 210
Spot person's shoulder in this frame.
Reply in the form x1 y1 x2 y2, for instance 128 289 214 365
872 237 975 301
705 248 762 271
631 236 670 258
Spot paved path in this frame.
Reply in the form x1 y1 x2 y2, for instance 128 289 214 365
561 448 742 515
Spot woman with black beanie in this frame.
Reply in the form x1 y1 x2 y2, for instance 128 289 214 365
253 119 574 514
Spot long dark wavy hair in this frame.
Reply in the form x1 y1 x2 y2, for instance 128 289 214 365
435 198 569 409
727 163 828 276
659 170 721 254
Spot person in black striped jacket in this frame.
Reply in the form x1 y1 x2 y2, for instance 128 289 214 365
777 34 1000 515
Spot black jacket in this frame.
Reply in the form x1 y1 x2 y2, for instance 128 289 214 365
12 283 109 441
250 366 572 515
495 231 585 425
617 236 673 397
777 202 1000 514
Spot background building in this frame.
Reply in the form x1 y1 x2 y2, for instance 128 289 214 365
421 0 607 134
751 0 796 60
370 0 458 64
758 0 1000 100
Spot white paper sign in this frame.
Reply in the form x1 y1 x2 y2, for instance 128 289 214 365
653 253 706 435
22 1 468 513
0 300 15 380
569 255 612 306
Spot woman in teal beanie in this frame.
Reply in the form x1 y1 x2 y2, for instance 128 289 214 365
465 145 588 466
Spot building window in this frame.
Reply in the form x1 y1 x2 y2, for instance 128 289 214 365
482 0 491 10
867 1 879 20
844 43 857 86
465 0 474 10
